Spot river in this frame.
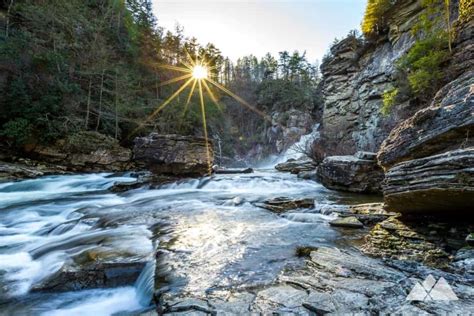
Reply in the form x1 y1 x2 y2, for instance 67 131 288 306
0 169 382 315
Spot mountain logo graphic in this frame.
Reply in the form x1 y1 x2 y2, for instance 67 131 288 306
406 275 459 301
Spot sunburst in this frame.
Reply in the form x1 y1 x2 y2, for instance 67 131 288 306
131 53 274 175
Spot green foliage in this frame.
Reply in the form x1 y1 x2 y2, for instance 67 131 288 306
380 0 451 116
0 0 319 160
361 0 394 37
397 0 450 100
459 0 474 22
1 118 32 146
381 88 399 116
256 79 313 112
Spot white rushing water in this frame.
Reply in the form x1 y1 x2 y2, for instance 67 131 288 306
0 169 376 314
259 123 320 167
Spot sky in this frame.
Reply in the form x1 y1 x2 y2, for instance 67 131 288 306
153 0 366 63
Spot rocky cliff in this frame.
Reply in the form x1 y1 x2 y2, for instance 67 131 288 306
313 0 473 214
316 0 424 157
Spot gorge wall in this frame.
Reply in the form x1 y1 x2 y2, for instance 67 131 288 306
313 0 473 213
316 0 424 157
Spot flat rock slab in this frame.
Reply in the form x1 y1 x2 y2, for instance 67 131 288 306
214 168 253 174
330 216 364 228
257 197 314 213
275 159 316 174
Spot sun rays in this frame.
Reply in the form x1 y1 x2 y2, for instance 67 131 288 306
132 55 275 175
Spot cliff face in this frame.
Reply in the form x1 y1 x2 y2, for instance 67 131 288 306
313 0 473 214
316 0 423 156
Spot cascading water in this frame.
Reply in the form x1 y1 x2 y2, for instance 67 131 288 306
278 123 320 163
134 260 156 306
0 169 378 315
257 123 320 167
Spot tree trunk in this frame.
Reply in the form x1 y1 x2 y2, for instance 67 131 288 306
445 0 452 53
95 69 105 131
85 77 92 128
114 69 119 139
5 0 14 38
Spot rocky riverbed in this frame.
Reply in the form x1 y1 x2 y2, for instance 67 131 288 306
0 169 472 315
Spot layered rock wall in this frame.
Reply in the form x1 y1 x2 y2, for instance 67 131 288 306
316 0 423 156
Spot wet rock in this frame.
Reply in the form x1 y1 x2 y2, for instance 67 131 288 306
297 169 317 180
0 161 45 181
206 292 255 315
466 233 474 246
133 133 213 176
213 167 253 174
383 148 474 213
165 298 212 314
316 152 384 193
310 247 404 281
255 285 308 310
32 131 133 172
377 71 474 169
453 247 474 272
256 197 314 214
110 180 146 192
361 217 466 268
31 261 146 292
302 292 336 314
275 158 315 174
109 172 179 192
295 246 319 258
346 203 397 226
329 216 364 228
0 160 69 181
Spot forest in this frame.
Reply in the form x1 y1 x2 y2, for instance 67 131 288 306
0 0 320 158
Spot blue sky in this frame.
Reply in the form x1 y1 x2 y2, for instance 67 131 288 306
153 0 366 62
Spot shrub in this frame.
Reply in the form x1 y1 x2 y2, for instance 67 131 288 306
381 88 399 115
361 0 394 37
459 0 474 22
1 118 32 147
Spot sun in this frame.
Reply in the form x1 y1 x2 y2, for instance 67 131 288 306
131 51 275 174
192 65 208 79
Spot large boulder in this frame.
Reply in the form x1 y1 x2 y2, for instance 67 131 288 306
133 133 213 176
32 131 133 172
316 151 384 193
383 148 474 213
377 71 474 170
275 158 316 174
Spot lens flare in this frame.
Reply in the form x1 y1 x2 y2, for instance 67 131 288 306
192 65 208 79
130 57 282 174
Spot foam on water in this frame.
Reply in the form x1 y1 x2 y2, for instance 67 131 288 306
0 169 379 315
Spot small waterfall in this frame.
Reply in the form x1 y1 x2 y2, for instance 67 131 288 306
280 123 320 162
134 260 156 306
255 123 321 167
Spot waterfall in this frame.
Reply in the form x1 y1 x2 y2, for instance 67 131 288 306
260 123 319 167
134 260 156 306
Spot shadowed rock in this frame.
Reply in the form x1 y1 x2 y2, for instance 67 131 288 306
133 133 213 176
317 151 384 193
378 71 474 170
383 148 474 213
